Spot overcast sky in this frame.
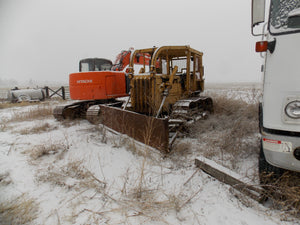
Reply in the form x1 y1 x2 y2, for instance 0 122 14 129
0 0 263 85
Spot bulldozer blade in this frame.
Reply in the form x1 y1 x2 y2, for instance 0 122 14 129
99 105 170 152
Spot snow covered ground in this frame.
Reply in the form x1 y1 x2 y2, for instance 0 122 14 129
0 86 299 225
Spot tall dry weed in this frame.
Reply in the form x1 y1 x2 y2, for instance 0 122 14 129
36 161 106 192
29 142 67 160
18 122 57 135
0 194 39 225
189 91 260 170
259 171 300 219
0 101 40 109
191 89 300 217
8 103 53 122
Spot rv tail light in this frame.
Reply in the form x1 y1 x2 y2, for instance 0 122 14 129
255 41 268 52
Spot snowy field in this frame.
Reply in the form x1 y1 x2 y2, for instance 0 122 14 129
0 85 299 225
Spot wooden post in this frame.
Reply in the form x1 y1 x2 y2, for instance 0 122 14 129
44 86 49 98
186 51 191 94
61 86 65 100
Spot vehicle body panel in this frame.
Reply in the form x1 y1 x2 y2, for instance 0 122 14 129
69 71 128 100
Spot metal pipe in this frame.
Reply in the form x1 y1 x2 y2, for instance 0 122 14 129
156 90 168 118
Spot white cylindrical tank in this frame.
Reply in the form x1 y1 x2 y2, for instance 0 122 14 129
7 89 45 102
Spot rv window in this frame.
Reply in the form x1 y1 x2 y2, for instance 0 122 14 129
270 0 300 34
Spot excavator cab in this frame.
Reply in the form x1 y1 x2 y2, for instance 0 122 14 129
79 58 112 72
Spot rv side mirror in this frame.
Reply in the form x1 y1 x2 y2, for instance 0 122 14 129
252 0 266 36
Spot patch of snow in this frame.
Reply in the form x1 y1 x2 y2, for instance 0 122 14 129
0 87 298 225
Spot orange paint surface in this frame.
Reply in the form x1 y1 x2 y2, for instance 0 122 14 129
69 71 128 100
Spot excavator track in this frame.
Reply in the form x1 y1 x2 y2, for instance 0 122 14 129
53 102 86 120
86 105 101 124
53 100 122 121
53 106 66 121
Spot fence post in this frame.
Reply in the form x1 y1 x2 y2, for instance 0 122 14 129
62 86 65 100
44 86 49 98
42 86 67 100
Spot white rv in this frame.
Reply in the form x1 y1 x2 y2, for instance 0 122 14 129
252 0 300 181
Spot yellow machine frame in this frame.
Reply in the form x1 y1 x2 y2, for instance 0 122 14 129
127 46 205 116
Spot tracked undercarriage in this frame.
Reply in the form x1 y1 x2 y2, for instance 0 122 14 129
61 95 212 152
169 96 213 128
53 99 123 121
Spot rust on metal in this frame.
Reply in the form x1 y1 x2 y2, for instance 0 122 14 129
99 105 169 152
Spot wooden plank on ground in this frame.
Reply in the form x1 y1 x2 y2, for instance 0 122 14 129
195 156 264 202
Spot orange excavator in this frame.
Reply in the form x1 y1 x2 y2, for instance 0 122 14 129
54 46 213 152
53 48 150 120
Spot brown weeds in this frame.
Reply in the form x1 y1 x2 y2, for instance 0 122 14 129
190 89 300 217
18 122 57 135
8 103 53 122
261 172 300 218
36 161 106 191
0 194 39 225
190 92 260 169
29 142 68 160
0 101 40 109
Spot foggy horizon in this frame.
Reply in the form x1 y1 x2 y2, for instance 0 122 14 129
0 0 263 86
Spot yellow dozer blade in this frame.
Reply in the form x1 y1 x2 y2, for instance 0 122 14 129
98 105 170 152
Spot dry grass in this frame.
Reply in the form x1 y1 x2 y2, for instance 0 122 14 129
189 92 260 170
188 89 300 218
117 190 183 223
60 119 82 128
21 136 70 161
0 101 40 109
29 142 68 160
79 169 200 224
7 103 53 122
261 171 300 218
168 141 192 168
0 194 39 225
108 147 196 223
2 86 298 222
18 122 57 135
36 161 106 191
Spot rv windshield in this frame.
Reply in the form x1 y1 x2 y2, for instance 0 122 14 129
269 0 300 34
